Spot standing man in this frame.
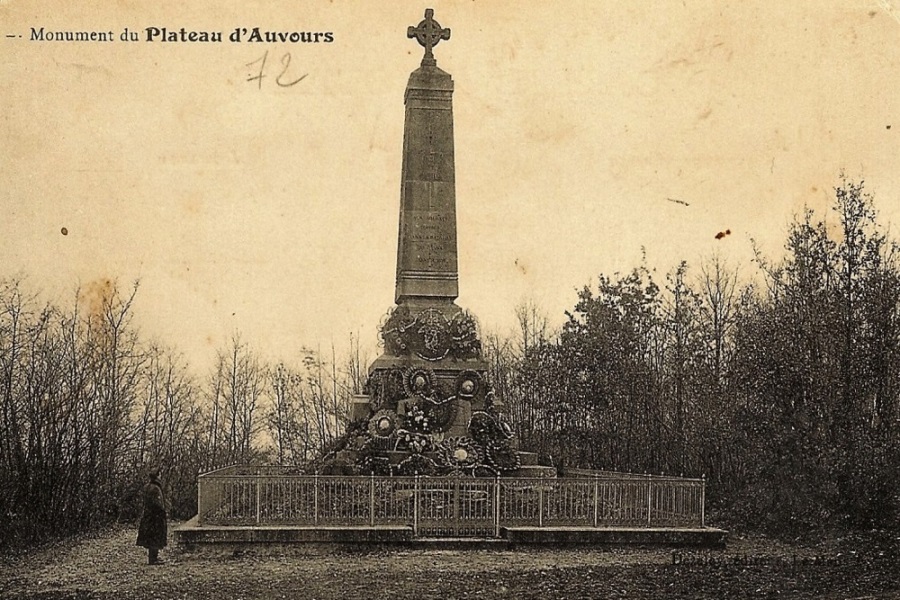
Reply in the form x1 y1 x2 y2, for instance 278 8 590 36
136 468 168 565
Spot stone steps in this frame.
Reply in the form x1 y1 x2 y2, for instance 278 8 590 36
174 516 727 550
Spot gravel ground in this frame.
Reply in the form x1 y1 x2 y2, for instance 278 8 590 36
2 523 899 599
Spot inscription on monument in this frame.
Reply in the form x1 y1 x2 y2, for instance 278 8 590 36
402 210 456 272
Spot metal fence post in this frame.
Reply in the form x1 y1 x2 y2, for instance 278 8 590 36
369 473 375 527
538 475 544 528
593 475 599 528
256 473 261 524
494 476 501 538
671 482 676 525
701 475 706 528
453 471 461 536
413 474 420 538
646 475 652 526
314 473 319 525
197 472 203 525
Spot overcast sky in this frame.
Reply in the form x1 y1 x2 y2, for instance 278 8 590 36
3 1 899 370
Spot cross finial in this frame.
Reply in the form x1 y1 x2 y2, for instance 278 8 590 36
407 8 451 67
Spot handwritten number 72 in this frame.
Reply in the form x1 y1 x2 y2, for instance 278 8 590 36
246 50 308 89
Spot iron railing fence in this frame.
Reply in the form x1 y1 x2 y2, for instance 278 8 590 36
197 469 706 537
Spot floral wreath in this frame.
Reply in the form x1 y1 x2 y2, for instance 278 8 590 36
395 454 439 477
348 433 373 453
404 404 432 433
403 367 436 398
366 368 406 409
437 437 485 471
368 409 399 439
395 428 432 454
483 389 496 411
359 451 392 476
380 306 416 354
449 311 481 359
455 370 482 399
468 411 513 445
413 309 452 361
421 397 457 433
473 464 500 478
381 306 482 360
486 440 521 472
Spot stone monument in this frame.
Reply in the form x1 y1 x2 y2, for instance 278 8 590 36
324 9 554 478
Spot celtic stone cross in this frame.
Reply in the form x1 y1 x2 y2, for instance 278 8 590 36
407 8 451 67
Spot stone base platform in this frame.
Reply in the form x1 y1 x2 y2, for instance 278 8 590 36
175 517 414 550
175 518 726 550
502 526 727 549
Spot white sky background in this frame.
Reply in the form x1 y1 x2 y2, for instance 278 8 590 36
2 1 899 372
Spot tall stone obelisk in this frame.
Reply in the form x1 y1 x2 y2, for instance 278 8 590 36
333 10 553 478
395 8 458 304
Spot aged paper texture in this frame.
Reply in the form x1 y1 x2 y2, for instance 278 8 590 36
3 1 899 364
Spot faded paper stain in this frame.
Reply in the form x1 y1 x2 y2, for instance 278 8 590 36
78 278 114 319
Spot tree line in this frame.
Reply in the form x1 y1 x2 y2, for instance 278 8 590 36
2 177 897 549
0 280 363 550
489 179 900 533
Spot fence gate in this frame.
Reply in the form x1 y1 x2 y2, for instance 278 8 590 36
416 475 497 537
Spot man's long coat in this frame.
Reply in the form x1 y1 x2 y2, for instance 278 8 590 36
136 479 167 549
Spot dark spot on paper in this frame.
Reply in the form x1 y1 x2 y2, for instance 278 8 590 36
667 198 690 207
715 229 731 240
887 125 892 130
60 227 68 236
514 258 527 276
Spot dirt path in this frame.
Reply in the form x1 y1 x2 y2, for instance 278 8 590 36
2 524 899 599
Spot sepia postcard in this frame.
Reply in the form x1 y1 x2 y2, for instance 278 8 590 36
2 1 900 598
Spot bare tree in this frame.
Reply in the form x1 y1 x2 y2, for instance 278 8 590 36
698 254 739 384
266 362 310 465
205 334 268 465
